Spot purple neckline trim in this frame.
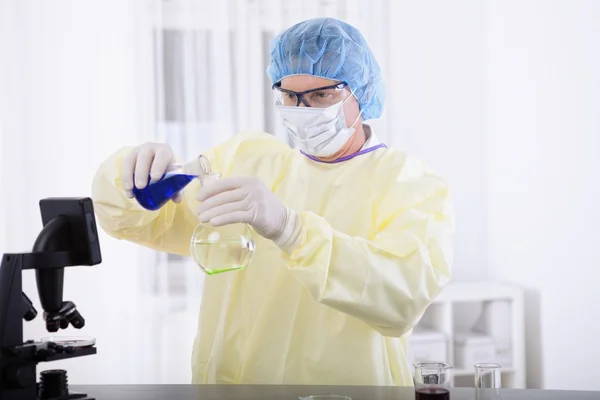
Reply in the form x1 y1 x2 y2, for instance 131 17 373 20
300 143 388 164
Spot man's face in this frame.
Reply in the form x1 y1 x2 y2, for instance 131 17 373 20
279 75 361 130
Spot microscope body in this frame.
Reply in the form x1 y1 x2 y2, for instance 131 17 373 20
0 198 101 400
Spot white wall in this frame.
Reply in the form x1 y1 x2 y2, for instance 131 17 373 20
0 0 165 384
0 120 4 251
485 0 600 391
388 1 488 281
0 4 6 252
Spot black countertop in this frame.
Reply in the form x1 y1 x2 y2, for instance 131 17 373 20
73 385 600 399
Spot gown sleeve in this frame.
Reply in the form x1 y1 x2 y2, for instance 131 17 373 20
91 132 289 255
283 154 454 337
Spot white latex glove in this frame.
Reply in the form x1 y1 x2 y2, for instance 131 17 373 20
196 177 300 250
121 142 182 203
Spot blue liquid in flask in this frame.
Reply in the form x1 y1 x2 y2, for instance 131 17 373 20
133 173 196 211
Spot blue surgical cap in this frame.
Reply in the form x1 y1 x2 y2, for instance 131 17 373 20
267 18 385 121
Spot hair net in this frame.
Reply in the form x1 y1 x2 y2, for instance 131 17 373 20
267 18 385 121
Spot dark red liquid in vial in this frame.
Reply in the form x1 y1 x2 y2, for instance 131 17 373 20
415 387 450 400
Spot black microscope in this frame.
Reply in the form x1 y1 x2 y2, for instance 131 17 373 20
0 198 102 400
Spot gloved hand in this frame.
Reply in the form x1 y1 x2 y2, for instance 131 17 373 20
121 142 183 203
196 177 298 247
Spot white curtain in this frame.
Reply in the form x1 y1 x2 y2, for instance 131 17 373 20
0 0 158 384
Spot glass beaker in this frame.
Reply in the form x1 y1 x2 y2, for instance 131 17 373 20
190 173 256 275
413 362 452 400
474 363 501 389
132 155 211 211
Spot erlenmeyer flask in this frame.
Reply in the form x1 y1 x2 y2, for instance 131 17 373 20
132 155 211 211
190 173 256 275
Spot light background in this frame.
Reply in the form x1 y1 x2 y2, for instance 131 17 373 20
0 0 599 391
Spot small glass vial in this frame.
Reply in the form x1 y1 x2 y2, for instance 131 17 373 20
474 363 501 389
413 362 452 400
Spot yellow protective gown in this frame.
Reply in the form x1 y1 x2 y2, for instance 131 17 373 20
91 131 454 386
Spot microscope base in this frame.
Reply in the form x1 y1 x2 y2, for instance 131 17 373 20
41 392 93 400
0 387 95 400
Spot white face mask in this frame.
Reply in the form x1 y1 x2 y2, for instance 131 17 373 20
277 93 361 157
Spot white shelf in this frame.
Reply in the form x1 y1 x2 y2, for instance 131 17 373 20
411 281 526 388
435 281 523 302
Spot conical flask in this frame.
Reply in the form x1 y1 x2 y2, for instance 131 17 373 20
132 155 211 211
190 173 256 275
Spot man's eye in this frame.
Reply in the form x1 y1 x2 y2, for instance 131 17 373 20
310 92 332 99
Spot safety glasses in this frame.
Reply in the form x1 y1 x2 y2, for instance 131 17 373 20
272 81 349 108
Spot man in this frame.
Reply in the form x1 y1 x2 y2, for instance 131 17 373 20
92 17 453 385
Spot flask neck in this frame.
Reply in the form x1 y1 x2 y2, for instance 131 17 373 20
199 172 222 186
172 155 212 177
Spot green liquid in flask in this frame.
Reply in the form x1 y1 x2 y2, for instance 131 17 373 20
190 224 255 275
191 173 256 275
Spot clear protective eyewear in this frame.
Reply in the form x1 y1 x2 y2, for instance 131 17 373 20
272 81 350 108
